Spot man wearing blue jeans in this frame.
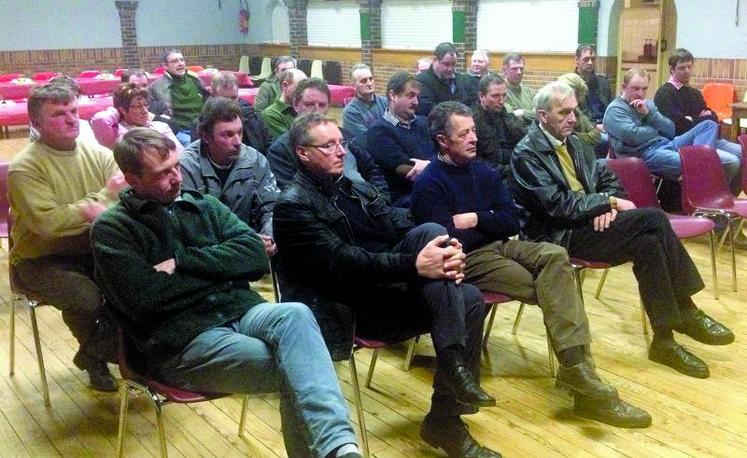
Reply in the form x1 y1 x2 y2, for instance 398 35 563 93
91 128 361 458
604 68 740 186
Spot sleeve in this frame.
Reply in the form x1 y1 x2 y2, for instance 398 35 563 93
260 108 286 141
645 102 676 139
89 108 120 149
252 154 280 236
253 83 274 113
654 85 694 134
366 124 412 175
342 104 367 140
265 137 297 190
603 101 666 147
415 75 437 117
348 139 391 202
178 151 204 194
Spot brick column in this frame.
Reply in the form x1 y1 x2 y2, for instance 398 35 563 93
359 0 382 69
287 0 309 60
115 0 140 69
578 0 599 46
452 0 477 71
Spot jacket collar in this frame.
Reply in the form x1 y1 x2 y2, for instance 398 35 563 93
296 168 347 197
120 187 202 215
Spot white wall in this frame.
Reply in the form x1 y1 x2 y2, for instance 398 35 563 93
381 0 452 50
307 0 360 47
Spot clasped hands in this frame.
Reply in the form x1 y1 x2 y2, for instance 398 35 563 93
592 198 636 232
416 235 466 284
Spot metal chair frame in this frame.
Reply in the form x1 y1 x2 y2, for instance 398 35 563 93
8 291 51 406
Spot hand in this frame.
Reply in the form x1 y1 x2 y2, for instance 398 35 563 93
106 172 128 199
78 201 107 222
154 258 176 275
259 234 277 257
592 209 617 232
595 123 604 133
453 212 478 229
442 238 466 284
615 198 637 211
513 108 525 119
630 99 649 116
405 158 430 180
699 109 713 118
416 235 464 281
685 115 693 122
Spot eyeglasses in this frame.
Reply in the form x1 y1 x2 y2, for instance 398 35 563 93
302 139 348 155
128 103 149 110
358 76 374 84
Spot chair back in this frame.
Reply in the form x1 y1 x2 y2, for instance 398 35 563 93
33 72 60 82
249 56 263 75
0 161 10 226
79 70 101 78
187 65 204 73
323 61 343 85
606 157 661 208
297 59 312 77
739 134 747 194
678 145 734 213
310 60 324 79
0 73 22 82
702 83 736 121
238 56 250 74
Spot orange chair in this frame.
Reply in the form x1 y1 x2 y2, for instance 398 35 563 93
702 83 736 122
187 65 204 73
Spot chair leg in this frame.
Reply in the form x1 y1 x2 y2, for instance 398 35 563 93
546 335 555 377
728 219 738 292
640 297 648 336
572 267 586 304
482 302 498 348
8 294 16 376
709 229 719 300
510 302 526 335
594 267 609 299
116 382 131 458
29 304 50 407
348 354 370 458
402 338 416 371
238 395 249 438
150 394 168 458
365 349 379 389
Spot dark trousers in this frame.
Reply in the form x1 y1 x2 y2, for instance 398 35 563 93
567 208 704 329
353 223 487 418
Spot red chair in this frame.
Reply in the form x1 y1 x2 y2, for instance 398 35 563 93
0 161 9 240
739 134 747 195
116 330 248 457
0 73 22 82
606 157 719 298
679 145 747 292
153 66 166 75
79 70 101 78
32 72 60 82
113 68 127 78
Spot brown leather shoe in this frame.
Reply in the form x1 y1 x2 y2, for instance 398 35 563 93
574 394 652 428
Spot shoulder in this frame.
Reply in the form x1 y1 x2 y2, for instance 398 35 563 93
180 143 201 164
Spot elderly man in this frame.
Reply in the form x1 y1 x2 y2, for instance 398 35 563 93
416 42 475 116
266 77 387 196
512 81 734 380
502 53 536 126
260 68 307 140
209 72 271 153
181 97 279 257
653 49 743 194
341 63 388 140
574 45 612 124
366 71 436 207
464 50 493 97
148 49 209 145
90 83 181 149
273 112 500 458
471 74 526 179
604 68 740 187
9 84 127 391
254 56 296 113
92 128 363 458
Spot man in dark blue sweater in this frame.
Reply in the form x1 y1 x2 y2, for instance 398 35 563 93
411 101 651 429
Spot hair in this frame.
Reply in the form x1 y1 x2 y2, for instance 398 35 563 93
197 97 243 138
557 73 588 102
48 75 81 96
162 48 182 64
386 71 420 101
533 81 575 113
289 112 337 153
113 83 150 111
114 127 176 176
273 55 296 72
292 77 330 105
575 44 596 58
478 74 506 95
28 84 75 123
211 72 239 92
279 68 305 86
471 49 490 63
350 63 371 80
668 48 694 69
502 53 524 67
121 68 148 83
428 101 472 140
622 68 650 85
434 42 458 60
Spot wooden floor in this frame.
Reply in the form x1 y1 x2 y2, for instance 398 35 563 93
1 127 746 457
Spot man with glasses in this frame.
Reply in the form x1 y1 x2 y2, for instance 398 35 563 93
342 63 387 140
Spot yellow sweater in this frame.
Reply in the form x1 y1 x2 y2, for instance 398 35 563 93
9 139 119 264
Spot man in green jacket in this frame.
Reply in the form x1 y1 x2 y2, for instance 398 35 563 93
91 128 362 458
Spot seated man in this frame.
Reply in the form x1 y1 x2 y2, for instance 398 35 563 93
181 97 279 257
416 42 475 116
341 63 388 140
557 73 603 158
412 101 650 428
574 45 612 125
29 76 98 145
260 68 307 141
273 113 500 458
653 48 742 194
512 81 735 379
502 53 536 126
464 49 494 98
471 74 526 180
91 128 362 458
266 78 387 196
253 55 296 113
90 83 181 150
366 71 436 207
604 68 740 186
415 57 433 75
148 49 210 146
9 84 127 391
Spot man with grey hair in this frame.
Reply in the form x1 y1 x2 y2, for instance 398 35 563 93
261 68 308 140
464 50 493 97
254 55 297 112
502 53 536 126
512 81 735 381
341 63 387 140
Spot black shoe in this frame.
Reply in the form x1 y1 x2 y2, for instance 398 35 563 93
555 362 618 400
574 394 652 428
420 415 502 458
675 308 735 345
74 350 118 392
648 339 709 378
443 365 496 407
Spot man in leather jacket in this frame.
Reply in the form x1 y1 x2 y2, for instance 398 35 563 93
273 113 501 458
511 82 734 381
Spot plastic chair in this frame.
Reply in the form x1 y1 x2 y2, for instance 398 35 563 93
113 68 127 78
249 56 263 76
739 134 747 195
79 70 101 78
251 57 272 82
0 161 9 241
187 65 204 73
0 73 22 83
679 145 747 292
297 59 312 77
702 83 736 122
310 60 324 79
238 56 250 74
32 72 60 82
116 329 249 457
323 61 343 85
153 66 166 75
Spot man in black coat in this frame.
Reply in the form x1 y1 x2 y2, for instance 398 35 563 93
416 42 475 116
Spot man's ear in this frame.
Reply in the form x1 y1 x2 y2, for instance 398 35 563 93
123 172 138 188
435 133 449 150
536 110 547 124
295 145 310 163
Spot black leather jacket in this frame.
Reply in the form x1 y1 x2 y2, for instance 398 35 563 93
273 170 415 360
510 122 625 246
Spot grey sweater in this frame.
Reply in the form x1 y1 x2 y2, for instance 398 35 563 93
603 95 675 157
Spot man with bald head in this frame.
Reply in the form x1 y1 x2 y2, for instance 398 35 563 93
342 63 387 140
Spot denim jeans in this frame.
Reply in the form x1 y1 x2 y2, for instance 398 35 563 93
159 302 356 458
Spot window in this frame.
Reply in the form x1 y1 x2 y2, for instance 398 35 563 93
307 0 361 47
381 0 452 50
